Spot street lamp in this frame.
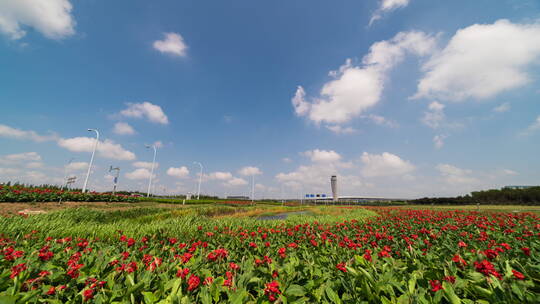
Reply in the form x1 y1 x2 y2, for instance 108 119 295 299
145 144 157 197
193 162 203 200
82 129 99 193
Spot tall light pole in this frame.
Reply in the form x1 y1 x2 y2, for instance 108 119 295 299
193 162 203 200
82 129 99 193
145 144 157 197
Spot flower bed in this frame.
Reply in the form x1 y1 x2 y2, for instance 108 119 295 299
0 208 538 302
0 185 139 203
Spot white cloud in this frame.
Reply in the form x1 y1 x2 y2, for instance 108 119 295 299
293 31 436 126
415 19 540 101
113 122 135 135
493 103 511 113
370 0 410 26
433 135 446 149
302 149 341 163
120 102 169 125
225 177 248 187
26 162 44 169
326 125 357 134
207 171 233 180
57 137 136 161
421 101 445 129
360 152 415 177
282 158 292 163
436 164 478 184
125 168 153 180
368 114 398 128
0 0 75 40
2 152 41 162
66 161 88 172
520 115 540 136
238 166 262 176
0 124 57 142
167 166 190 178
133 161 158 169
153 32 188 57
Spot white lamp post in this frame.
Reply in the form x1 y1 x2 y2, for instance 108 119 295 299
82 129 99 193
193 161 203 200
145 144 157 197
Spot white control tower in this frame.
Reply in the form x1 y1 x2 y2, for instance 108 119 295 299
331 175 338 202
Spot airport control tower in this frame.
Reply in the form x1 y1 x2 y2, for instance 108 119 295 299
331 175 338 202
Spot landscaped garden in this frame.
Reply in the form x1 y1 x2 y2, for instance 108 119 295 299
0 203 538 303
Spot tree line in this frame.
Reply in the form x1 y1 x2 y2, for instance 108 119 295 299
410 187 540 205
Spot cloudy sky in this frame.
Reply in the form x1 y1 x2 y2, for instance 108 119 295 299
1 0 539 199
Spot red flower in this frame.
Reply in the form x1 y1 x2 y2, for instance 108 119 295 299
278 247 286 258
451 254 467 267
83 288 94 301
521 247 530 256
310 239 318 247
10 263 27 279
474 260 502 280
512 270 525 280
176 268 190 279
187 275 200 291
430 280 443 292
336 262 347 273
264 281 281 302
46 286 56 295
249 242 257 248
204 276 214 286
229 262 239 271
181 253 193 263
458 241 467 248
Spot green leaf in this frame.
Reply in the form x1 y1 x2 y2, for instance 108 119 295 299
285 284 306 297
442 282 461 304
325 286 341 304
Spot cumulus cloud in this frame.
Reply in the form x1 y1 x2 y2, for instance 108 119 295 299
368 114 398 128
421 101 445 129
302 149 341 163
153 32 188 57
360 152 415 177
113 122 135 135
293 31 436 126
436 164 478 184
125 168 153 180
370 0 410 26
0 0 75 40
57 137 136 161
238 166 262 176
414 20 540 101
120 102 169 125
167 166 190 178
225 177 248 187
0 124 57 142
1 152 41 162
433 135 446 149
207 171 233 180
66 161 88 172
133 161 158 169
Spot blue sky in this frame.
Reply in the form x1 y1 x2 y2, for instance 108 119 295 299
1 0 539 198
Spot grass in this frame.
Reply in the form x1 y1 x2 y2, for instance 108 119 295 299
0 204 377 241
